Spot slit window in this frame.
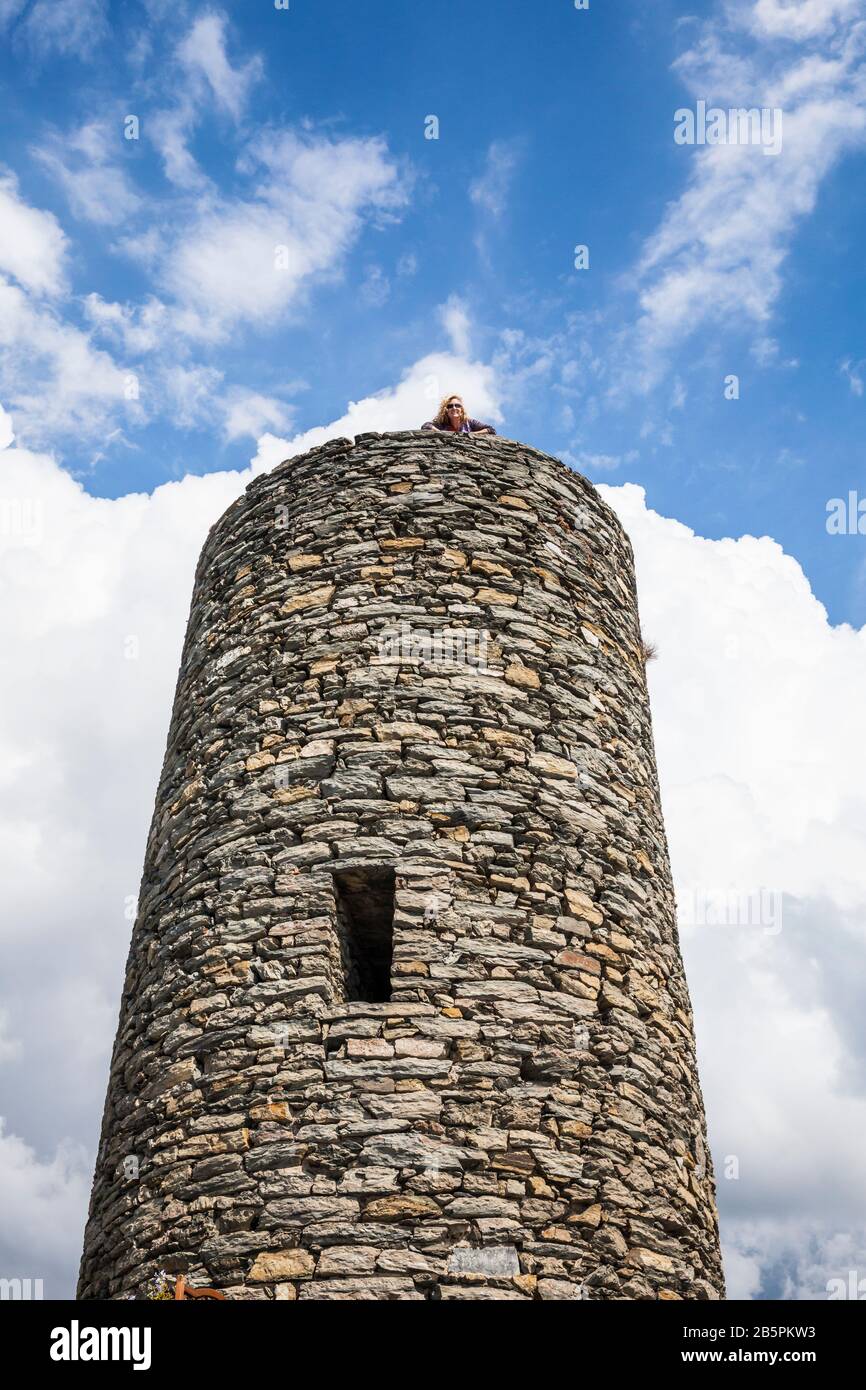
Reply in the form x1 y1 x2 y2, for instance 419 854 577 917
333 867 395 1003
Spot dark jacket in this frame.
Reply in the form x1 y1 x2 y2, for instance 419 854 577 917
421 418 496 435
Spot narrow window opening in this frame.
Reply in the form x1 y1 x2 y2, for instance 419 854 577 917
332 867 395 1003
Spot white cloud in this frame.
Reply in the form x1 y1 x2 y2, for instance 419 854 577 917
439 295 472 357
0 439 265 1289
0 87 410 444
0 180 134 443
249 342 500 466
0 12 413 453
149 105 210 192
619 0 866 390
564 449 638 472
0 403 14 448
748 0 861 40
161 363 226 430
222 390 293 441
359 264 390 307
0 172 67 296
0 277 133 444
83 294 169 357
22 0 108 60
177 11 262 121
0 1123 91 1297
840 357 864 396
147 11 262 193
148 11 262 191
724 1221 866 1299
158 131 409 341
469 138 523 218
34 121 141 227
600 480 866 1295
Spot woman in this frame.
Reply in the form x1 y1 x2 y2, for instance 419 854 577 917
421 394 496 435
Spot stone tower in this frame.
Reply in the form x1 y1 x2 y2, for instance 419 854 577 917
78 430 724 1301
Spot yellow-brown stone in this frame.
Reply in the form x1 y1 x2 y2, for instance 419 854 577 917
564 888 604 924
249 1249 315 1281
476 587 518 606
380 537 425 551
505 663 541 689
363 1196 440 1221
281 583 335 614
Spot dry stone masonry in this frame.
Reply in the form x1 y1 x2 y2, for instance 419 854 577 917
78 430 725 1301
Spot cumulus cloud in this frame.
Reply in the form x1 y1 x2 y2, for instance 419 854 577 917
0 403 14 448
150 106 211 192
249 344 500 466
0 172 68 296
222 390 294 442
0 350 499 1298
439 295 472 357
0 444 249 1283
0 1124 91 1296
601 481 866 1298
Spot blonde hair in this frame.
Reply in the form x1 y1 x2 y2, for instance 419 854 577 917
432 393 467 429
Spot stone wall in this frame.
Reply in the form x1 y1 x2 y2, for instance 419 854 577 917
78 430 725 1301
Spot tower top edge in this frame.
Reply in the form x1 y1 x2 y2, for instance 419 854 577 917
197 430 632 575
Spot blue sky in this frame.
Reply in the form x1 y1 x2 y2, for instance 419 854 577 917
1 0 864 622
2 0 866 1302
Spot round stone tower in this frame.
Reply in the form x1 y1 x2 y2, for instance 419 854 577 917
78 430 724 1301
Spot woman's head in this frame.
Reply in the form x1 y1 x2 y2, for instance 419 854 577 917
434 393 466 429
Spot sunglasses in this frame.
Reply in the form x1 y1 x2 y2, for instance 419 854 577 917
447 403 463 410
